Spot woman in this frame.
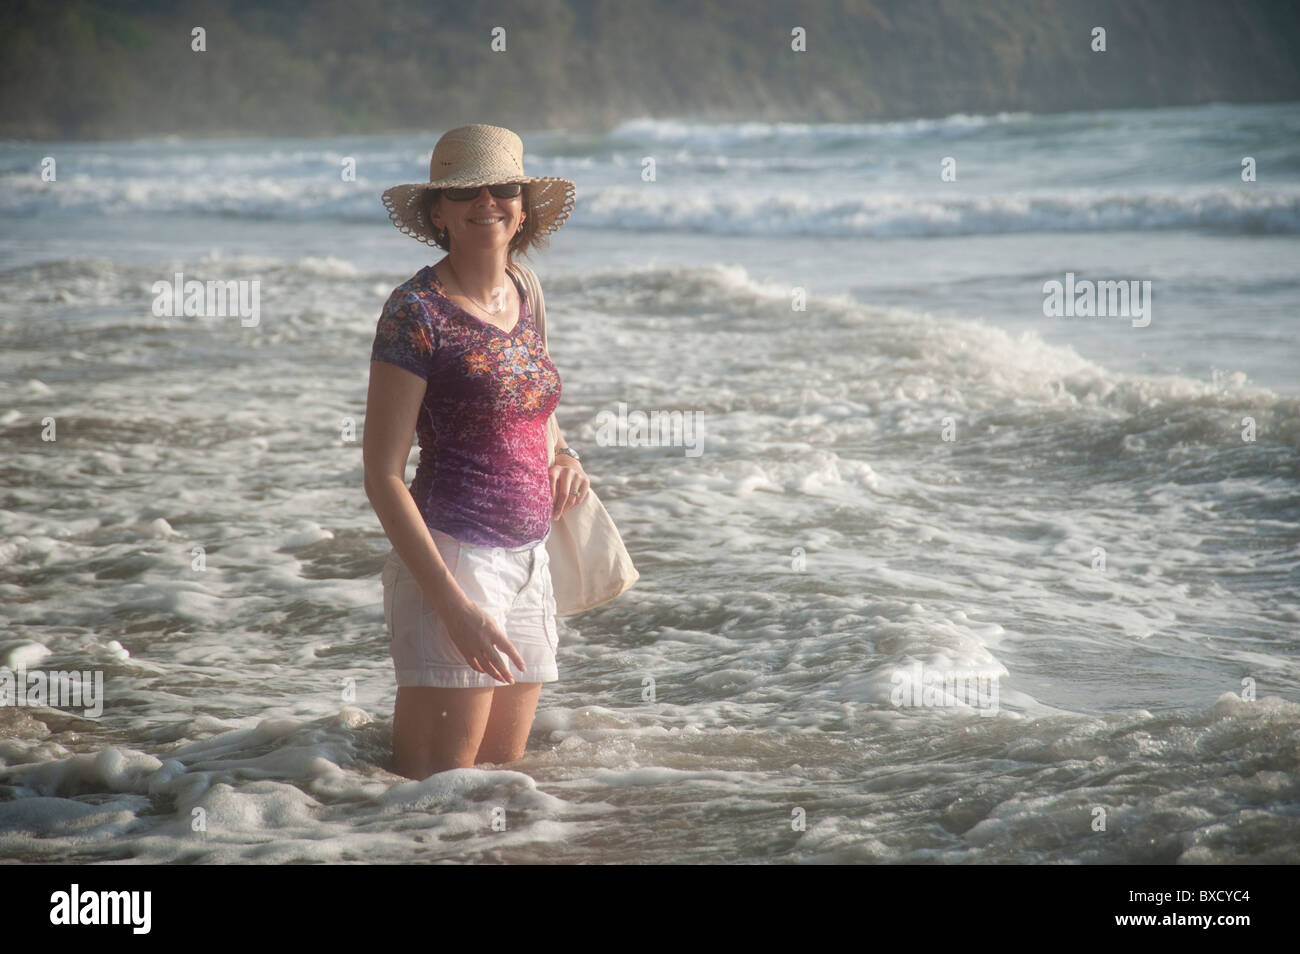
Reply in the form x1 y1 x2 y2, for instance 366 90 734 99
364 125 584 780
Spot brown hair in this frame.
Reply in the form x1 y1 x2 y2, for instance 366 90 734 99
427 184 550 261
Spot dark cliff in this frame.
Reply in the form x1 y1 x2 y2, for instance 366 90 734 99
2 0 1297 139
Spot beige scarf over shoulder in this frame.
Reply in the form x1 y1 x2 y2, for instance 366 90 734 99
508 261 640 616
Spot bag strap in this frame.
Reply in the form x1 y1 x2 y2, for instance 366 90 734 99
508 261 548 353
508 261 560 464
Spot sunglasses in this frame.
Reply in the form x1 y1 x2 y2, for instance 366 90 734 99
440 183 523 201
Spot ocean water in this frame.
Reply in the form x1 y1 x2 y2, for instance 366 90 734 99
1 102 1298 863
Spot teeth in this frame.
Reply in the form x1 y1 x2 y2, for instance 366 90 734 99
470 218 502 224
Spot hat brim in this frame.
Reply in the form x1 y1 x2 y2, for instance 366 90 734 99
382 177 576 247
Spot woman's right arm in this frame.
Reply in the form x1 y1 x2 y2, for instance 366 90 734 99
362 360 525 683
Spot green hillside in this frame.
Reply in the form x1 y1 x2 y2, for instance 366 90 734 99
2 0 1297 139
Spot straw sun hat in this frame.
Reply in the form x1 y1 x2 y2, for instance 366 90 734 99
381 124 576 247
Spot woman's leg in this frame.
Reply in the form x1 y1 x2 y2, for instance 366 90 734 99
391 683 542 777
392 685 495 779
475 682 543 765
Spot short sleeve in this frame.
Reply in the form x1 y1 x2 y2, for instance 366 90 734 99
371 289 439 380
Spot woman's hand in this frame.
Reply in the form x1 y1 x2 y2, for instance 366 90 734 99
550 457 590 521
441 597 526 684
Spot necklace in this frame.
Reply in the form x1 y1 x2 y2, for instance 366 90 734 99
444 261 508 315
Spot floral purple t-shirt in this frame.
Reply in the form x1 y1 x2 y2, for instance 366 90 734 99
370 259 561 547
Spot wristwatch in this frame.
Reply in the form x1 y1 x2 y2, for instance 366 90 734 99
555 446 581 462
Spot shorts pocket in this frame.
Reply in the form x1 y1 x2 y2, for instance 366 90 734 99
381 550 399 638
540 548 559 654
424 537 488 669
389 538 463 668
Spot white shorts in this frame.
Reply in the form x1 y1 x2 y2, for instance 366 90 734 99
381 526 559 688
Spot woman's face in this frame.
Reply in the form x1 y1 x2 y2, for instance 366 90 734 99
430 186 526 253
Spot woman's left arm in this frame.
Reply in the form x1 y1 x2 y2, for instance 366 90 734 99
550 422 590 521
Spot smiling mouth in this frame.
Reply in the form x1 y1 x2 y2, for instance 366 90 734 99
469 217 504 225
